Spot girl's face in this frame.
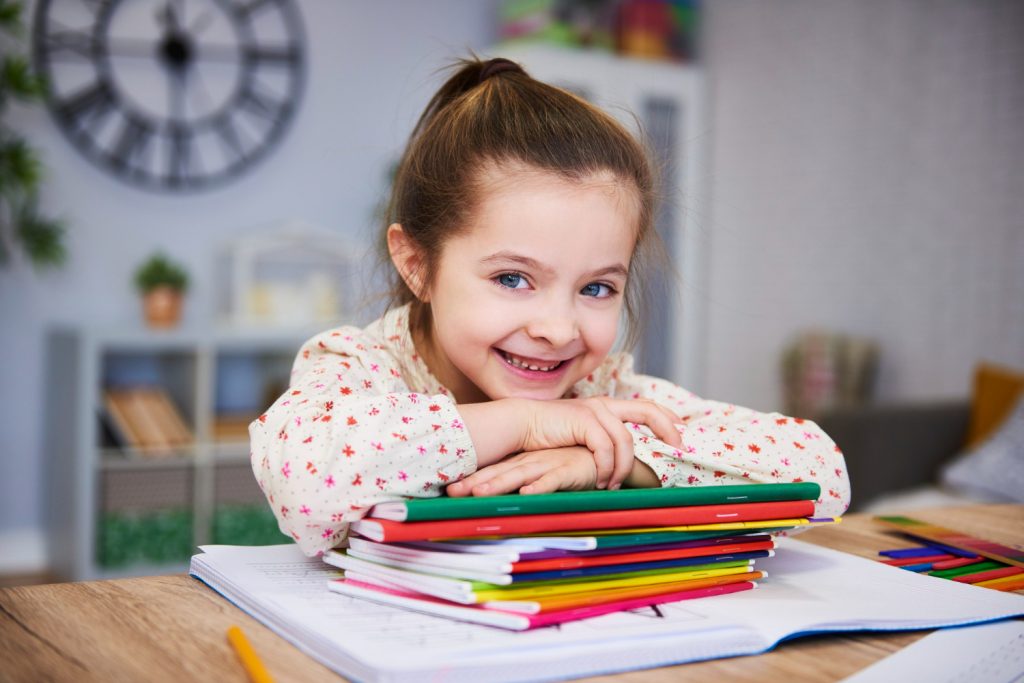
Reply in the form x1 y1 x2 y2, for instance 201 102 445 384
417 166 638 404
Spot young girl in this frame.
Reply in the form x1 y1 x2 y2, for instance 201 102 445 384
250 57 851 557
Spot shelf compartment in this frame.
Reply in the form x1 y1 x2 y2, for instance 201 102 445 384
211 463 285 545
99 350 197 451
96 466 195 568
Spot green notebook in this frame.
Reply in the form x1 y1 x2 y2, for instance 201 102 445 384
369 482 821 522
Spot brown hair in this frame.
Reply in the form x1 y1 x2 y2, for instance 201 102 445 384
382 56 662 349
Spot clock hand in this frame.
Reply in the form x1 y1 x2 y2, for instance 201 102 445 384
156 0 184 34
108 37 239 62
168 59 188 123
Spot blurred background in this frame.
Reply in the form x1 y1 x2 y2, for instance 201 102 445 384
1 0 1021 584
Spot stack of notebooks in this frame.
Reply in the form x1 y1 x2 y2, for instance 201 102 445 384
325 482 836 630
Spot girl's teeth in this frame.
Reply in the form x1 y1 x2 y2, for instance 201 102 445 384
502 352 559 372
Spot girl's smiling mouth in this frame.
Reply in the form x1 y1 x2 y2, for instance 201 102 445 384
496 349 569 374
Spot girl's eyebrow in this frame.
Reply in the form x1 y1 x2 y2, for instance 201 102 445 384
481 251 628 280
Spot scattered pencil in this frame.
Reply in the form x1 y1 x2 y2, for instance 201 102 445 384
227 625 274 683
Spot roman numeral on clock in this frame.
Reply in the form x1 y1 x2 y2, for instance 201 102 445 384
56 81 116 133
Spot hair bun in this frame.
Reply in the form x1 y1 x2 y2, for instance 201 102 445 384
478 58 524 84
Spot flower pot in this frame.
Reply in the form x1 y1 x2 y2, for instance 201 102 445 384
142 286 184 328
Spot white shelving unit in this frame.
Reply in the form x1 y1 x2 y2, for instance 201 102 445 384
490 45 709 391
45 325 317 581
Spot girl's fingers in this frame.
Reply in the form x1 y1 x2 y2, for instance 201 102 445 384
578 418 614 489
471 461 549 496
520 469 570 495
601 399 682 448
452 460 515 493
588 401 635 490
446 480 470 497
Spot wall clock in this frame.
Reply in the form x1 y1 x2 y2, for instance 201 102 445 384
33 0 306 191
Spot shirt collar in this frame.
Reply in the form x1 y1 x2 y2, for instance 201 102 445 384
380 303 452 399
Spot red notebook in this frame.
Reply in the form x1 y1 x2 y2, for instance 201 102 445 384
350 500 815 543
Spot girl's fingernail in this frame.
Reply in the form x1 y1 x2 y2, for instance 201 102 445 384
597 481 607 489
610 483 621 491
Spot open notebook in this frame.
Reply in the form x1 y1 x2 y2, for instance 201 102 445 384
190 539 1024 683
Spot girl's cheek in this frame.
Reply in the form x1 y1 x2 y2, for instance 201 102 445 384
588 310 622 355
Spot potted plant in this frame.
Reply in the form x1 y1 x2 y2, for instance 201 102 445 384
134 253 189 328
0 0 66 268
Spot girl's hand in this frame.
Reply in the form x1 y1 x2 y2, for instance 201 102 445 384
518 397 681 491
447 447 597 497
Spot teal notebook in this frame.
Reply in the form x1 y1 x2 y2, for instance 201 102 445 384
369 482 821 522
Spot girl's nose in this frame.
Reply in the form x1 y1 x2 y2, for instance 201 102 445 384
525 309 580 348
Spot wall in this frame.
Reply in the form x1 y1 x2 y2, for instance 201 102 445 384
699 0 1024 412
0 0 499 569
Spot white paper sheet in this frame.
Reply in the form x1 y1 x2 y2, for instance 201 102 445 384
839 619 1024 683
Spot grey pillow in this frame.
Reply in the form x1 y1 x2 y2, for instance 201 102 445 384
940 397 1024 503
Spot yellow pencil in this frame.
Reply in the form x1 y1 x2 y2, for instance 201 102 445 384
227 625 275 683
975 574 1024 592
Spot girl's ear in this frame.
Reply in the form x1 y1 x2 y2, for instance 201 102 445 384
387 224 429 301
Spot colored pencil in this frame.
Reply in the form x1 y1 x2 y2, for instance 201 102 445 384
929 560 1004 579
950 566 1023 584
931 557 983 570
881 554 955 567
227 626 274 683
879 547 945 559
974 574 1024 592
874 516 1024 568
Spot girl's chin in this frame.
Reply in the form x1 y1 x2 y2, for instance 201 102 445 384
500 389 569 401
486 378 578 402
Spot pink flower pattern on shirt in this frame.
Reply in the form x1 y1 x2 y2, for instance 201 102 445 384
250 305 851 557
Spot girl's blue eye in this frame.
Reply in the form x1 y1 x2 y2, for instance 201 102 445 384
581 282 613 298
496 272 527 289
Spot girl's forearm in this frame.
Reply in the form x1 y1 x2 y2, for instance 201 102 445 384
458 399 528 467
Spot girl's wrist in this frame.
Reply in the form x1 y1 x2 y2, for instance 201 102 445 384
458 398 531 467
623 459 660 488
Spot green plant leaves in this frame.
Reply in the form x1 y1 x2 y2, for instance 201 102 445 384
134 253 190 292
0 0 66 270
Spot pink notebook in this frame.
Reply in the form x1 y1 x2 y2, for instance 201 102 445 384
329 576 756 630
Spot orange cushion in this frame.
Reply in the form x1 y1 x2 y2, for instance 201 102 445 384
965 363 1024 448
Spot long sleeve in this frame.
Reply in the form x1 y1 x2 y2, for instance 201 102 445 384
572 354 852 518
250 325 477 556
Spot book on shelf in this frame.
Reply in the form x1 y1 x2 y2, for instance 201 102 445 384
103 387 192 456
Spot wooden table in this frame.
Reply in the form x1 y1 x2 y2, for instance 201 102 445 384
2 505 1022 682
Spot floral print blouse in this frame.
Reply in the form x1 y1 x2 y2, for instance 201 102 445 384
250 305 852 556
